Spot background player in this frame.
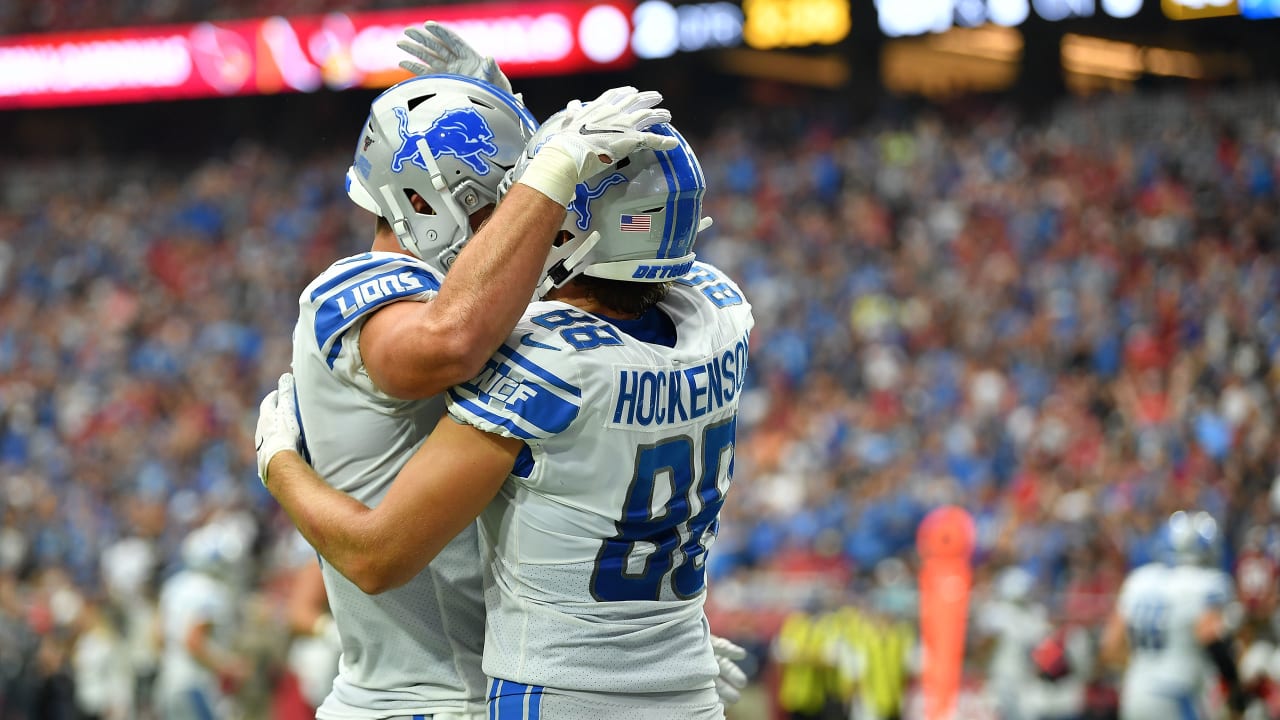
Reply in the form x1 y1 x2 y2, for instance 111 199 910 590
153 521 251 720
1102 510 1248 720
258 116 753 718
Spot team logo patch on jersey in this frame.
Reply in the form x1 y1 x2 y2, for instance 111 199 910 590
390 106 499 175
568 172 628 231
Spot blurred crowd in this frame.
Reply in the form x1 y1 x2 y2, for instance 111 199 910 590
1 82 1279 719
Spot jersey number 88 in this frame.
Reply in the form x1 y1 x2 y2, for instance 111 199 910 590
590 417 736 602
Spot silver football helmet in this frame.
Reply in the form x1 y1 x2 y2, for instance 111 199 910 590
180 521 248 578
345 74 537 271
1163 510 1221 566
529 120 709 298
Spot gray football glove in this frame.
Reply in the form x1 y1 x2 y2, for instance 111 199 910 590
398 21 514 95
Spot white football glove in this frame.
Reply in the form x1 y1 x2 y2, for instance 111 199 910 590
397 21 514 95
512 86 678 206
711 634 749 706
255 372 302 486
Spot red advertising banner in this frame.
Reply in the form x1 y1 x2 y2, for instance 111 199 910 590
0 1 635 109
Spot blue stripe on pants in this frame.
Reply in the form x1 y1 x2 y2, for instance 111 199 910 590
186 689 215 720
489 678 502 720
1175 694 1201 720
528 685 543 720
489 678 546 720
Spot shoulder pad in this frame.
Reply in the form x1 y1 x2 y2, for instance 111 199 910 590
671 261 754 348
302 252 442 368
676 261 750 309
447 336 583 442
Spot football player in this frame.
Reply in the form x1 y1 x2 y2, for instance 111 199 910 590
153 522 250 720
1102 511 1248 719
273 43 681 717
258 113 752 718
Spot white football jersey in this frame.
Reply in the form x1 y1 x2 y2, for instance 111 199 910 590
1117 562 1234 703
447 261 754 695
292 251 488 718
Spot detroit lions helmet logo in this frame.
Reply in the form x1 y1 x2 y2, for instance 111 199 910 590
390 106 498 176
568 173 628 231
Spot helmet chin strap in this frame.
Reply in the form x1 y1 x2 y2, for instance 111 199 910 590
534 231 601 300
377 186 419 256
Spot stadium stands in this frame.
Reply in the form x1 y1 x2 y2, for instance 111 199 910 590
1 83 1279 717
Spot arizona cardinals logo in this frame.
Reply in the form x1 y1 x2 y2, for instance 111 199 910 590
568 173 628 232
390 106 498 175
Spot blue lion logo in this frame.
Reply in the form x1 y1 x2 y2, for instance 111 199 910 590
568 173 628 231
390 106 498 176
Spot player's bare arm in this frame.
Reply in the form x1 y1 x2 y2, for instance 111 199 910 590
1099 609 1128 669
359 184 568 399
355 87 677 400
258 374 518 594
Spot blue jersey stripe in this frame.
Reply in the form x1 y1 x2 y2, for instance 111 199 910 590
311 264 440 367
493 345 581 397
450 376 579 436
450 395 539 440
309 257 405 303
291 378 312 466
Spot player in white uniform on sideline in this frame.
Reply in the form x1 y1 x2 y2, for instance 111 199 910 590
258 114 752 718
1102 511 1248 720
265 22 748 720
153 522 250 720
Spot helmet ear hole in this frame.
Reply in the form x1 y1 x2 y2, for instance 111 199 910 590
403 189 436 216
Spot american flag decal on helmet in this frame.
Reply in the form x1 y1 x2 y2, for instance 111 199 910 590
620 214 651 232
